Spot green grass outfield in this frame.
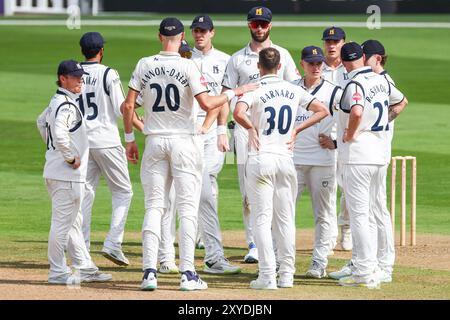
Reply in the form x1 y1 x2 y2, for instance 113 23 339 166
0 14 449 299
1 17 449 238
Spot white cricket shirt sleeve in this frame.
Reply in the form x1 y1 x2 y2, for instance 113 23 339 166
283 50 302 82
128 59 143 92
236 91 254 110
187 61 209 96
107 69 126 118
36 106 48 143
388 83 404 106
221 58 239 89
53 104 79 161
340 82 365 113
298 88 316 111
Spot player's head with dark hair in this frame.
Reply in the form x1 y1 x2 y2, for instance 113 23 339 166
80 32 105 61
258 47 280 75
362 39 388 70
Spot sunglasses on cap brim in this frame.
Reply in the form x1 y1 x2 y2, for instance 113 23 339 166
249 20 270 29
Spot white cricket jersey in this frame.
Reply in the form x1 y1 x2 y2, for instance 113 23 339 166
222 42 301 119
79 62 125 148
337 67 404 165
37 87 89 182
191 46 230 133
380 70 397 163
292 78 342 166
322 63 349 88
128 51 209 136
237 75 315 157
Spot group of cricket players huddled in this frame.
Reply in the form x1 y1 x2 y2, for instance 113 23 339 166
38 6 408 291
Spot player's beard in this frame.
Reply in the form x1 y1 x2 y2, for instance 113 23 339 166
250 29 270 43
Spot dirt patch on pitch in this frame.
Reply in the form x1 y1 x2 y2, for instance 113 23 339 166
0 230 449 300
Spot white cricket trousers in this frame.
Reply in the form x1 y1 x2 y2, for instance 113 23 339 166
376 164 395 274
343 164 384 281
82 146 133 251
295 165 336 269
234 126 254 246
158 132 226 264
337 162 350 228
46 179 98 280
141 135 203 272
246 154 297 281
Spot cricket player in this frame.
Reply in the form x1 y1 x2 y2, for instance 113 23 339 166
293 46 342 279
321 26 351 251
363 39 398 282
234 47 329 289
121 17 256 291
330 39 401 282
37 60 112 284
335 42 407 288
218 6 301 263
78 32 139 266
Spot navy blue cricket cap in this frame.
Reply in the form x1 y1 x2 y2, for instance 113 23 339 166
190 15 214 30
362 39 385 58
341 42 363 62
247 6 272 22
159 17 184 36
57 60 89 77
79 32 104 50
322 26 346 41
301 46 325 63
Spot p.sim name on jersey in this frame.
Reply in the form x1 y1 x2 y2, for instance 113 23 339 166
260 89 296 104
140 67 188 90
365 83 389 104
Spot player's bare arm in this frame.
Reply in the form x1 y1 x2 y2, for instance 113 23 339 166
388 97 408 122
343 104 364 142
287 99 329 149
195 82 258 112
201 106 223 133
216 87 232 152
319 133 337 149
121 88 139 164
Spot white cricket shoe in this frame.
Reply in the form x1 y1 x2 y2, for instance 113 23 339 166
376 267 393 283
250 277 278 290
48 273 72 285
80 271 112 283
340 226 353 251
277 273 294 288
339 275 380 289
204 257 241 274
101 247 129 266
180 271 208 291
306 261 327 279
244 242 258 263
329 261 353 280
141 268 157 291
159 261 179 274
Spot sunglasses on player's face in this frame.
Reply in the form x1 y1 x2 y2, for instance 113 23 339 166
249 20 270 29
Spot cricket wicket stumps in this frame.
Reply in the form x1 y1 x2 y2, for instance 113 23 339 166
390 156 417 246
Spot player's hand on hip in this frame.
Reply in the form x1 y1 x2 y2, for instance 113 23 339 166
234 82 259 96
71 156 81 169
286 130 297 151
217 134 230 152
248 127 260 151
319 134 336 149
126 141 139 164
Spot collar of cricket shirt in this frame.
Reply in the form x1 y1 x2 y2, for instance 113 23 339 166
245 41 274 56
299 77 325 94
193 46 215 57
159 51 181 56
348 66 372 79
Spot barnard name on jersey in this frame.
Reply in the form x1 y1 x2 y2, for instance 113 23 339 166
259 88 296 104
